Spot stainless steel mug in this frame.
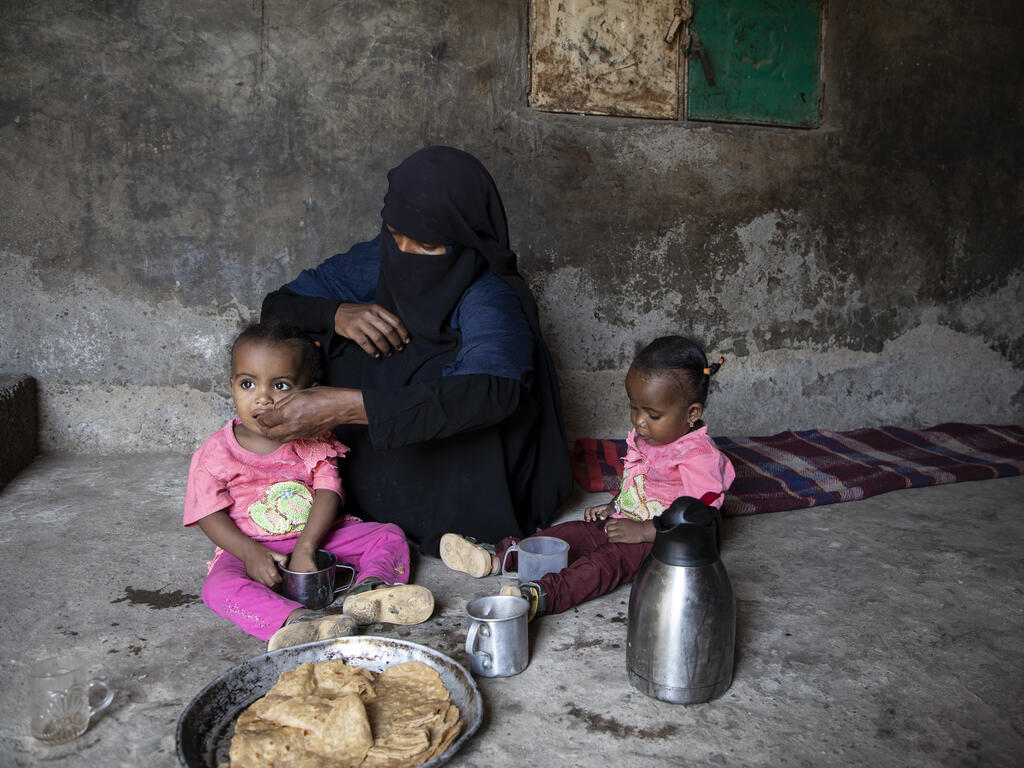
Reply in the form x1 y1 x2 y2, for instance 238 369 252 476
465 595 529 677
275 549 355 610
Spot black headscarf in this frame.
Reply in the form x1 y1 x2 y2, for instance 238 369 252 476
380 145 517 274
367 146 522 389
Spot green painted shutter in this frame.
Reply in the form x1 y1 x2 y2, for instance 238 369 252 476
686 0 824 128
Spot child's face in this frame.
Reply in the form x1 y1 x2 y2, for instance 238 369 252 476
625 367 702 447
230 340 311 434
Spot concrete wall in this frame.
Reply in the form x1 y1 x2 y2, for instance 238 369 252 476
1 0 1021 454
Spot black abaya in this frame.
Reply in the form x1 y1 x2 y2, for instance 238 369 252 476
261 146 573 553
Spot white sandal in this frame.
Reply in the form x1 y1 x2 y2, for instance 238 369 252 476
267 611 357 652
341 584 434 626
439 533 495 578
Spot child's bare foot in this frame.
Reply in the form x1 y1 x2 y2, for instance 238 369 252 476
440 533 498 578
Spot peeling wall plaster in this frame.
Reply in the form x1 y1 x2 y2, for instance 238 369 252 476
560 324 1022 442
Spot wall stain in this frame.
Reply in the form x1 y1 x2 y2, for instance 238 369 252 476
566 705 679 740
111 586 200 609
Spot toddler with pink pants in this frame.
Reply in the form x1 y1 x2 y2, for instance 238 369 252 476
184 320 432 650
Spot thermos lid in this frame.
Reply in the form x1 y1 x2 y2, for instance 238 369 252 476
651 496 721 566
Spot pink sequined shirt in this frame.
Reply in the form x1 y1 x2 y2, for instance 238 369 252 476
613 425 736 520
183 420 349 544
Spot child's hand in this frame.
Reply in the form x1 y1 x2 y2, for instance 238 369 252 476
287 549 319 574
244 546 287 588
584 502 614 522
604 517 656 544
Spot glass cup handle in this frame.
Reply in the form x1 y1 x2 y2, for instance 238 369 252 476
500 545 518 578
88 679 113 720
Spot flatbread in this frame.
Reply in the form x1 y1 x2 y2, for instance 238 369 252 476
229 660 461 768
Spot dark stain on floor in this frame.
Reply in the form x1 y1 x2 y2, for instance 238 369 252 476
112 587 200 609
566 705 679 740
553 638 604 652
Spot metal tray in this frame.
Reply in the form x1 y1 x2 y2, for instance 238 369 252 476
176 635 483 767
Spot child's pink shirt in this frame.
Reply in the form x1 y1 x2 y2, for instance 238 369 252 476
613 425 735 520
183 420 349 544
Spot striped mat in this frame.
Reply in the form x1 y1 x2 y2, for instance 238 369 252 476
569 423 1024 516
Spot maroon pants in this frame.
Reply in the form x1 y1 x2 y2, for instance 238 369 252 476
496 520 653 615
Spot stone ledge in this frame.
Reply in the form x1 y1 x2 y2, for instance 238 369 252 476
0 374 38 490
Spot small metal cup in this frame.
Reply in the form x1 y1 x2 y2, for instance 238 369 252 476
465 595 529 677
275 549 355 610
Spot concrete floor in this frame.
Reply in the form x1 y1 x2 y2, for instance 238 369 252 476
0 453 1022 767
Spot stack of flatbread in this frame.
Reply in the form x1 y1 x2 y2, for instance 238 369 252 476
228 659 463 768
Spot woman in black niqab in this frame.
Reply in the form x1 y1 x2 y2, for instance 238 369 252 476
260 146 573 555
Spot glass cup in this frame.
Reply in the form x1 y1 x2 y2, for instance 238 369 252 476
500 536 569 582
29 657 113 745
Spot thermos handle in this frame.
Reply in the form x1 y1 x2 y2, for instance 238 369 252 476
653 515 678 533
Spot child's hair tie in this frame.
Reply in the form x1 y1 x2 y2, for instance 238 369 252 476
703 357 725 376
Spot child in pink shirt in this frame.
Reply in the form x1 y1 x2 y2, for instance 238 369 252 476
440 335 735 619
184 321 432 650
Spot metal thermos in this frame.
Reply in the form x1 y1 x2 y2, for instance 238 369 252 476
626 496 735 704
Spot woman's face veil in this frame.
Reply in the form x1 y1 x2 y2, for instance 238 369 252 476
381 146 517 276
371 146 518 383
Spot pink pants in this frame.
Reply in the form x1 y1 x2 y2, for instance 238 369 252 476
202 519 411 640
496 520 653 615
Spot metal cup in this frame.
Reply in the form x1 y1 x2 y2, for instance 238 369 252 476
29 657 113 744
465 595 529 677
275 549 355 610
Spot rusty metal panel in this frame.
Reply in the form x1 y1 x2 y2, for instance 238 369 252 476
529 0 679 119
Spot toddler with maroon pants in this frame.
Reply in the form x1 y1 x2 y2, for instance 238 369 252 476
440 335 735 619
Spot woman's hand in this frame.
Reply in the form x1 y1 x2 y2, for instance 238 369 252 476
256 387 367 442
584 501 614 522
244 545 288 587
604 517 656 544
335 302 410 358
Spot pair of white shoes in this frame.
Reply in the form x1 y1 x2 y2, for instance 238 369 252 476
267 580 434 652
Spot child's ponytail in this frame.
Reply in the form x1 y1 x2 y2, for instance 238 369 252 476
703 357 725 377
